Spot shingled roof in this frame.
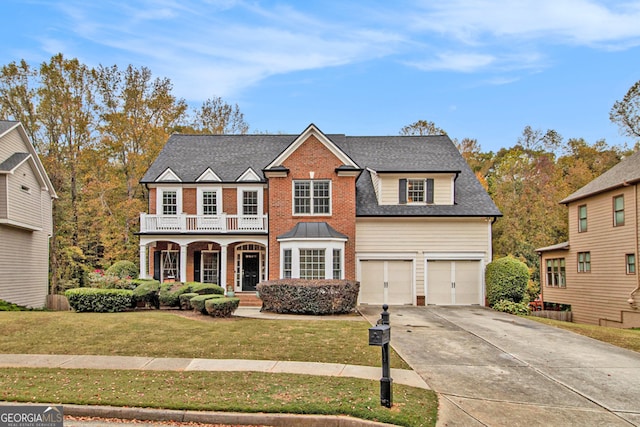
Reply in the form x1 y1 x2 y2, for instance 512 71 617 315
561 149 640 204
141 127 501 218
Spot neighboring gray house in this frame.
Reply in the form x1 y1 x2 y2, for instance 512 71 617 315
138 124 501 305
0 121 56 307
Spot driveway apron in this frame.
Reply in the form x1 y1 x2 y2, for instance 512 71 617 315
359 305 640 427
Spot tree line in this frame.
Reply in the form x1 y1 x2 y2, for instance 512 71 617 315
1 53 638 291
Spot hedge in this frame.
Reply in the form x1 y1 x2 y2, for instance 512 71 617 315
190 294 223 314
105 260 138 279
205 297 240 317
159 282 224 307
257 279 359 315
65 288 133 313
485 256 530 306
132 280 161 308
179 292 199 310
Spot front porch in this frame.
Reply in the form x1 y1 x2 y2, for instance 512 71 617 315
139 236 268 294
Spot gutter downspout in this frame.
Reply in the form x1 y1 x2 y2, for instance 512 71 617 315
628 183 640 309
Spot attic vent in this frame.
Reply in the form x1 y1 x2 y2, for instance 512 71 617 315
21 185 31 193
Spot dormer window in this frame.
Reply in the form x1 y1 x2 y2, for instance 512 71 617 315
400 178 434 204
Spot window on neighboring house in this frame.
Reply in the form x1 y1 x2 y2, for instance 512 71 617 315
332 249 342 280
162 191 177 215
614 195 625 226
283 249 292 279
578 205 587 232
627 254 636 275
546 258 566 287
202 191 217 215
578 252 591 273
201 252 219 283
293 180 331 215
299 249 325 279
243 190 258 215
400 178 434 204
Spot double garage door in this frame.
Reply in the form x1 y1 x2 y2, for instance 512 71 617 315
426 260 482 305
359 260 413 305
359 259 483 305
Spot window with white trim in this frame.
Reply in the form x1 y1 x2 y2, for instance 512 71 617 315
546 258 566 287
578 205 587 232
300 249 326 279
293 180 331 215
627 254 636 275
407 179 425 203
202 251 219 283
162 191 177 215
243 190 258 215
283 249 292 279
202 191 217 215
332 249 341 279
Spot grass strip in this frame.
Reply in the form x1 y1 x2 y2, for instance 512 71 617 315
0 311 409 368
527 316 640 352
0 368 437 427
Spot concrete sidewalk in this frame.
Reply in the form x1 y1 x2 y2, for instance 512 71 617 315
0 353 428 389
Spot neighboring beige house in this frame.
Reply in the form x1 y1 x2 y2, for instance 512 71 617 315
0 121 56 307
139 124 501 305
537 149 640 327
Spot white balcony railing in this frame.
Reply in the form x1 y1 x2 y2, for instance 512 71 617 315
140 213 268 233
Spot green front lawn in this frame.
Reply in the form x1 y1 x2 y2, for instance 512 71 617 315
0 311 408 368
0 368 437 427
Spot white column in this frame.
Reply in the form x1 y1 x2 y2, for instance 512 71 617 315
139 244 148 279
220 244 228 292
180 244 188 283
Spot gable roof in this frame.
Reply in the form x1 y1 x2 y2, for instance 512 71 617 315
141 125 501 218
0 120 57 198
560 149 640 204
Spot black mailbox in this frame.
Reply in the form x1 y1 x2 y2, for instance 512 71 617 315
368 324 390 346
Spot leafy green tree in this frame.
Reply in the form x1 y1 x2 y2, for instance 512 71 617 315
485 256 530 305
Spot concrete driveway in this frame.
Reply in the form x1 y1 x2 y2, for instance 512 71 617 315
359 305 640 427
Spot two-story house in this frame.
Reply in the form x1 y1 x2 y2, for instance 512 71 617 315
537 149 640 327
0 121 57 308
139 124 501 305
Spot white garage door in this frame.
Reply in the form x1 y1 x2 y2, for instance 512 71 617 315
426 260 481 305
360 260 413 305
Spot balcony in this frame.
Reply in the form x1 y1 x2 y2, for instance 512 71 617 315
140 213 268 234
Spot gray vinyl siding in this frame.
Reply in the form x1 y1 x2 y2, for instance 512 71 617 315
0 175 6 218
8 160 43 228
0 127 20 160
543 185 639 325
0 224 50 307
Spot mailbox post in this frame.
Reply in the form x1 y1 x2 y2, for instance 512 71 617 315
368 304 392 408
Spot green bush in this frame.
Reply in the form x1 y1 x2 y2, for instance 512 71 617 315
106 261 138 279
257 279 360 315
65 288 133 313
205 297 240 317
132 280 161 308
189 282 224 295
179 292 199 310
485 256 530 306
0 299 27 311
492 299 531 315
190 294 223 314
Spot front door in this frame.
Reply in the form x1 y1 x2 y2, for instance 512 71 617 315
242 252 260 291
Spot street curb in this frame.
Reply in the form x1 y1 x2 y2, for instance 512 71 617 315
63 403 397 426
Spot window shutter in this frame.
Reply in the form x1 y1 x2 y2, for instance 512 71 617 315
193 251 201 282
399 179 407 204
426 179 434 204
153 251 161 281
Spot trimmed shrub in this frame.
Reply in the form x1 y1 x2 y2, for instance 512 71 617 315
106 260 138 279
189 282 224 295
257 279 360 315
132 280 161 308
65 288 133 313
0 299 27 311
485 256 530 306
492 299 531 315
205 297 240 317
179 292 199 310
190 294 223 314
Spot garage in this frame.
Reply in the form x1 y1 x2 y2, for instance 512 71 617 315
359 259 414 305
426 260 482 305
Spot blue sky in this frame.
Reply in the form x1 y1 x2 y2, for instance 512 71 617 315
2 0 640 152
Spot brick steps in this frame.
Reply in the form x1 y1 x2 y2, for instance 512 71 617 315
235 292 262 307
